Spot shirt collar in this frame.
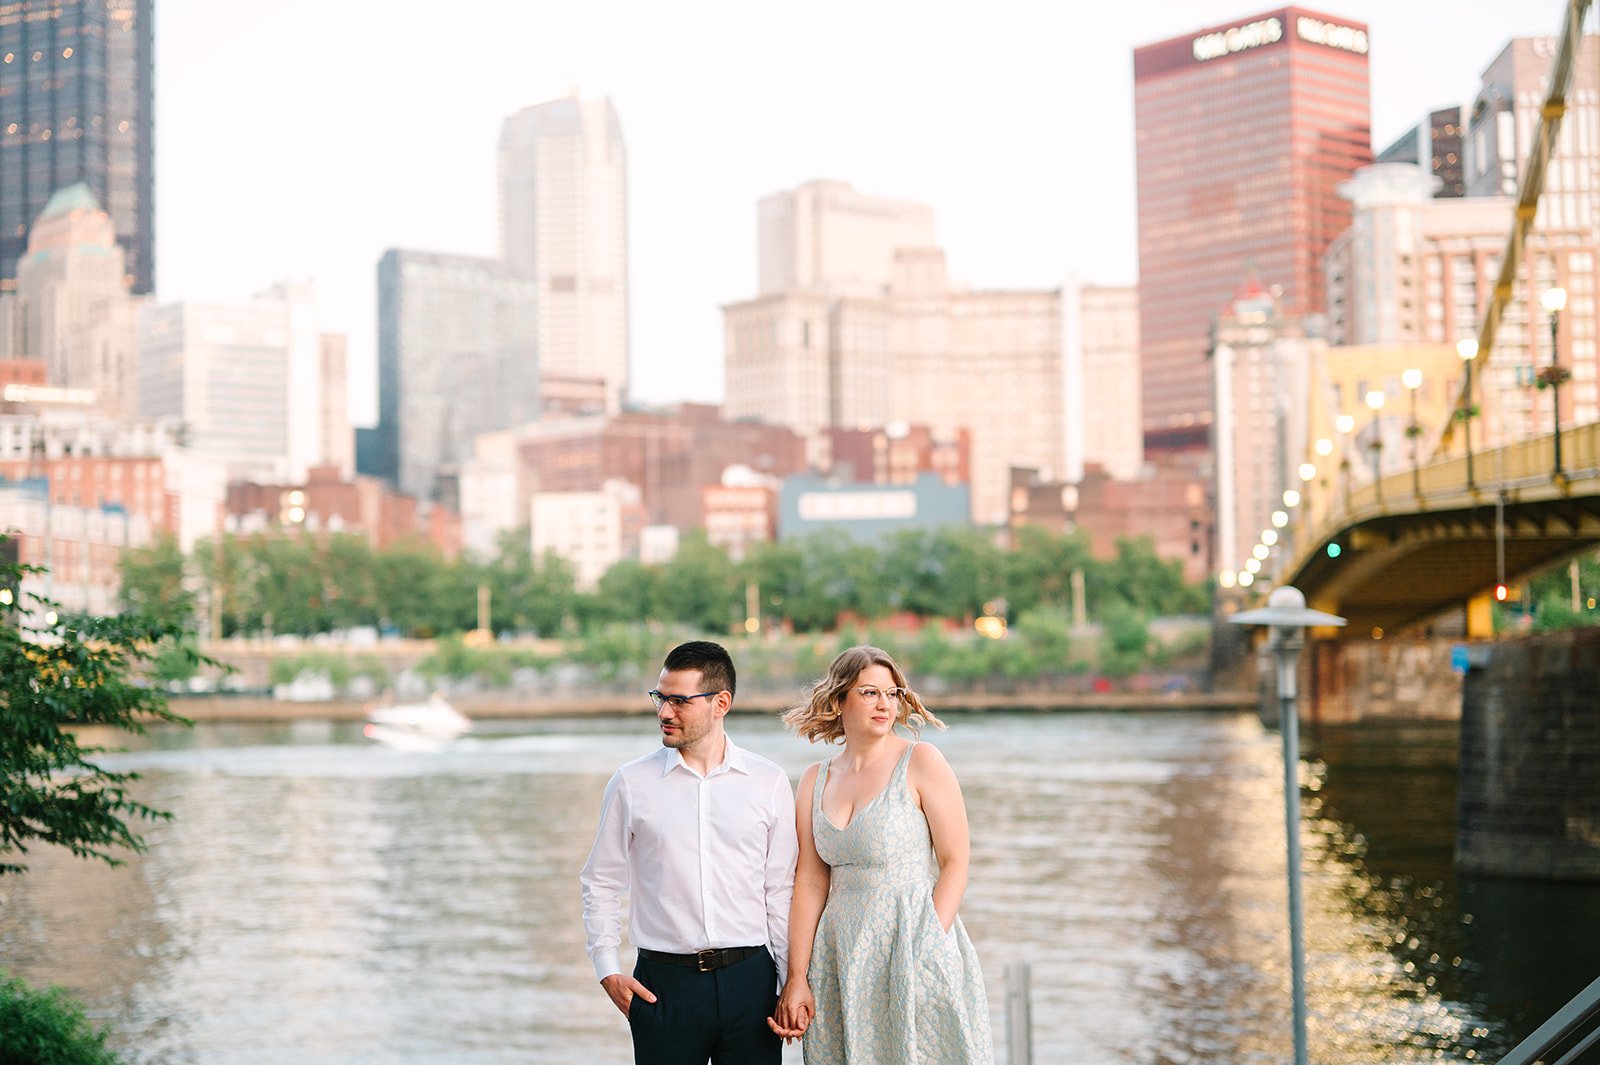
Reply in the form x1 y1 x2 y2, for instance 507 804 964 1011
660 735 750 777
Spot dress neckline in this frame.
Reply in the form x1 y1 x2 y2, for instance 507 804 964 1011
819 741 916 832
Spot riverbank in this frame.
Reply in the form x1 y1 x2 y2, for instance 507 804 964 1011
161 689 1257 722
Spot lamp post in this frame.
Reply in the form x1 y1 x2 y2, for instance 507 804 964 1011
1456 338 1478 489
1402 368 1423 499
1365 390 1386 504
1230 586 1347 1065
1335 414 1355 512
1541 286 1568 478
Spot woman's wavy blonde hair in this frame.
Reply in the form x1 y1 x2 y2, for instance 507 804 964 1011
782 645 946 745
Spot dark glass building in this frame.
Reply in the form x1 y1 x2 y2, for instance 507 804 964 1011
1376 106 1465 198
1133 8 1372 453
0 0 154 294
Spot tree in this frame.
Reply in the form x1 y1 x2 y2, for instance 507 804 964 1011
0 537 189 877
116 534 194 627
0 971 123 1064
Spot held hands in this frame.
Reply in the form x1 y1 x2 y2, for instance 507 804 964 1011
600 973 657 1018
766 978 815 1044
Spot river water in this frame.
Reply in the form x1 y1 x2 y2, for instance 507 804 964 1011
1 711 1596 1064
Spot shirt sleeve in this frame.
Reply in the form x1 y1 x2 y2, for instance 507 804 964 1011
763 766 800 981
579 770 630 982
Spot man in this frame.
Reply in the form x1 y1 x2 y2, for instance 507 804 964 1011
581 640 799 1065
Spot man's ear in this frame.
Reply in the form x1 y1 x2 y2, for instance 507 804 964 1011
714 690 733 718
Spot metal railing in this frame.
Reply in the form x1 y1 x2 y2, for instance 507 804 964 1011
1496 973 1600 1065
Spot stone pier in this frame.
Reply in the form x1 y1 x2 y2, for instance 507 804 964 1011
1457 628 1600 881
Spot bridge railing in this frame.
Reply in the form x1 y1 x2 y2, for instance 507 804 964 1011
1292 422 1600 570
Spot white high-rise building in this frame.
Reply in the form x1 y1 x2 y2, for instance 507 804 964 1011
137 284 347 483
758 180 938 298
1064 281 1143 482
498 92 629 413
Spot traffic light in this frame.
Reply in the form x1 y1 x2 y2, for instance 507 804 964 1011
1326 542 1342 559
1494 583 1508 602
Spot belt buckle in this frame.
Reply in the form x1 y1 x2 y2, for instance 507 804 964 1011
695 949 719 973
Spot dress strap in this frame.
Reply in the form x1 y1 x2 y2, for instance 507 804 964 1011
891 741 917 785
812 759 830 816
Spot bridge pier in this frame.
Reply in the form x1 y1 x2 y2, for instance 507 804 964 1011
1300 637 1462 725
1457 628 1600 881
1465 591 1496 640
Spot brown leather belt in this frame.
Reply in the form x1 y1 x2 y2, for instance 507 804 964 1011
638 946 764 973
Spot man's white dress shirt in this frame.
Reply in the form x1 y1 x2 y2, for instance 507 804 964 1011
580 736 799 982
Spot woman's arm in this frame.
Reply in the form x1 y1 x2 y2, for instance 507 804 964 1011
771 762 830 1036
911 742 970 932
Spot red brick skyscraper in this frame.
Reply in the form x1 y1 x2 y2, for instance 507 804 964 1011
1133 9 1372 453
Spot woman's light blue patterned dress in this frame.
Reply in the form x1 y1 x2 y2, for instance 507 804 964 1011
804 742 993 1065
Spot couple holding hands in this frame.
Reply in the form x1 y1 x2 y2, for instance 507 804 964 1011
580 640 992 1065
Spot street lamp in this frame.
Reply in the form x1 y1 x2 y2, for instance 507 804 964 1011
1457 338 1478 488
1402 368 1423 499
1365 390 1386 504
1230 586 1347 1065
1334 415 1355 512
1540 286 1569 478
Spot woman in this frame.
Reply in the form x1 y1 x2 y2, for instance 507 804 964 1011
770 645 992 1064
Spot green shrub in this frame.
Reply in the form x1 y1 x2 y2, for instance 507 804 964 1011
0 972 123 1064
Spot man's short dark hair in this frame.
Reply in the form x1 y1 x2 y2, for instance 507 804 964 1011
663 640 736 696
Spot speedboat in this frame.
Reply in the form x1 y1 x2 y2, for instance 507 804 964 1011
362 694 472 749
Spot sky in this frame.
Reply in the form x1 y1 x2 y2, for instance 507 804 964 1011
154 1 1558 425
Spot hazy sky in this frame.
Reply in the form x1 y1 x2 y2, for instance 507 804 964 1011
155 1 1557 424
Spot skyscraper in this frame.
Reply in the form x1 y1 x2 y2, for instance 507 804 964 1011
375 249 539 502
1133 8 1371 453
138 284 352 483
0 0 154 294
498 92 628 413
2 183 141 418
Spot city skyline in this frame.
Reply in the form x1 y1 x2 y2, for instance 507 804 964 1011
151 0 1554 423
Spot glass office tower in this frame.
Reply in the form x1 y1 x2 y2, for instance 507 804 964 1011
0 0 154 294
1133 8 1371 453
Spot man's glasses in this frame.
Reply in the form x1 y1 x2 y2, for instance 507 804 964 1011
852 686 909 704
648 690 721 710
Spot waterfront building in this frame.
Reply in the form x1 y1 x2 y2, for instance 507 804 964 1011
0 480 152 617
374 249 539 502
498 92 629 412
224 465 460 556
1133 8 1372 454
1008 463 1211 586
530 479 643 590
512 403 806 533
825 424 969 488
0 406 236 553
1 184 142 418
0 0 155 294
703 469 779 562
1324 162 1600 446
777 471 970 543
457 428 530 559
